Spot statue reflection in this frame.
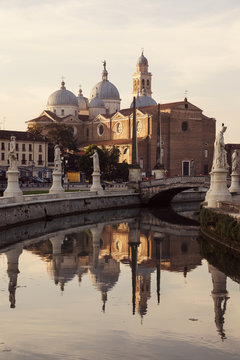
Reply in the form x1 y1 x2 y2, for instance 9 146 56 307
89 224 120 312
5 244 23 308
208 264 229 340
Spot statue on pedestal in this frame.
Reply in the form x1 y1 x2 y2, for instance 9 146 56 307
232 149 238 173
9 136 18 171
212 124 228 170
54 145 62 173
90 150 100 173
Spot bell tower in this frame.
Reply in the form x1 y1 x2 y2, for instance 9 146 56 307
133 51 152 98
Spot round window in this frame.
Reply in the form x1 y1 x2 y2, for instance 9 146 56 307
97 124 104 136
137 120 143 133
116 122 123 134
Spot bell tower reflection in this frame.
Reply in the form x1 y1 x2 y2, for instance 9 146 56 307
5 244 23 308
154 232 164 304
129 220 140 315
208 264 229 340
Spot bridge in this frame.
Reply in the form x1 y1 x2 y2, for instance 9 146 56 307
139 176 210 204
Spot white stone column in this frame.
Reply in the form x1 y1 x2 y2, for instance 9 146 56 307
153 169 165 180
129 167 141 183
90 171 104 195
3 169 23 201
49 171 64 194
229 171 240 193
206 168 232 208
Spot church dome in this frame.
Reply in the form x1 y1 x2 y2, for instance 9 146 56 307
90 81 120 100
90 61 120 100
89 94 105 108
47 81 78 107
130 89 157 108
137 51 148 67
77 88 89 111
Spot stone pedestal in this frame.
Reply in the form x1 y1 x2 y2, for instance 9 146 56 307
3 170 23 201
153 169 165 180
90 172 104 195
49 171 64 194
206 168 232 208
229 172 240 193
129 167 141 183
205 172 213 203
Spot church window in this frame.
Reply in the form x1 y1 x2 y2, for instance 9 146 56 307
97 124 104 136
61 109 65 116
1 142 5 150
147 79 150 87
16 143 19 151
29 154 32 161
86 128 89 138
39 144 42 152
22 144 26 152
185 103 188 109
181 121 188 131
116 122 123 134
29 144 32 152
137 120 143 133
204 164 209 175
1 153 4 161
142 79 145 86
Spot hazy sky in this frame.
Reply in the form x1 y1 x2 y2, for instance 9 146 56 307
0 0 239 143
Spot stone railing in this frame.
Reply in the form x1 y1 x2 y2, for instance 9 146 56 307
140 176 209 189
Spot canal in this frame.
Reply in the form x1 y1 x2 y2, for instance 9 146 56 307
0 203 239 360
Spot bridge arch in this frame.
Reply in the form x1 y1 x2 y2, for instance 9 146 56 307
139 176 209 205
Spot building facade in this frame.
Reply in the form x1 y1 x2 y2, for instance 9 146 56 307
0 130 48 179
26 53 216 177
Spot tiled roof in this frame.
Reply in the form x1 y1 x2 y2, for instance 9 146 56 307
0 130 47 142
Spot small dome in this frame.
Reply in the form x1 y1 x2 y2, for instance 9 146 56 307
137 51 148 67
77 88 89 111
47 81 78 107
89 93 105 109
130 90 157 108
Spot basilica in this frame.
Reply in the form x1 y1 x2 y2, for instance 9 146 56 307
26 52 215 177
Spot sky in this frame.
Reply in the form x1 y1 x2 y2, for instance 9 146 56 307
0 0 239 143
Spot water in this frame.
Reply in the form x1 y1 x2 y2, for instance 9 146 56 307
0 205 240 360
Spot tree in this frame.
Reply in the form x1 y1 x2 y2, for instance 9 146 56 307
28 123 78 152
79 145 129 181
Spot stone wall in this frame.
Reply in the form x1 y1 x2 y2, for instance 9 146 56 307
0 192 141 230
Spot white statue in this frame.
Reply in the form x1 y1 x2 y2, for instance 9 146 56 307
232 149 238 173
90 150 100 173
9 136 18 170
212 124 228 170
54 145 62 172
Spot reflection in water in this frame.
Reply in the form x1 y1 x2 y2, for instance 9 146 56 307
208 265 229 340
0 206 240 359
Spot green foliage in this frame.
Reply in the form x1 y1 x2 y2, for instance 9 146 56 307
28 123 78 152
79 145 129 181
198 234 240 282
199 207 240 244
